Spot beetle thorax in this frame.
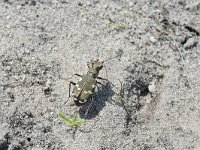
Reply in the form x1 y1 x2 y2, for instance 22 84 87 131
87 68 99 78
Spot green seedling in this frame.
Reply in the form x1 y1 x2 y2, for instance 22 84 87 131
109 22 127 30
59 113 87 128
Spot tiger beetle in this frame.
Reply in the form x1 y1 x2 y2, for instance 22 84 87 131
68 56 118 106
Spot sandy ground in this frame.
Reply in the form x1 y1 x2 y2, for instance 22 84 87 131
0 0 200 150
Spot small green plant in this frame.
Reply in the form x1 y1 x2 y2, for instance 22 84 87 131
59 113 87 128
109 22 127 30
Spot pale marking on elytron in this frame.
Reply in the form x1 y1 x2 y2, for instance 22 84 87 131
89 73 93 76
88 91 93 94
83 90 93 94
75 83 82 90
79 78 82 81
92 84 96 88
79 99 87 103
84 91 89 94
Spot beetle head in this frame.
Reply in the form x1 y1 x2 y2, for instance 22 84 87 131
87 59 103 71
92 59 103 71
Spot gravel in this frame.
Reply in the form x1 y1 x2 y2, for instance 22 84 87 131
0 0 200 149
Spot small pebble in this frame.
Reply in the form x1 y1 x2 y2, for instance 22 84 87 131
148 82 156 93
46 80 52 87
104 5 108 9
14 75 20 81
150 36 156 43
129 37 135 43
129 2 134 7
5 66 11 71
17 5 22 10
116 6 122 11
82 17 87 22
6 24 11 29
6 15 10 20
25 50 30 55
85 1 92 6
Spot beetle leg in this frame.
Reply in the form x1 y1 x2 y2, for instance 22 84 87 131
74 74 82 77
97 81 104 86
85 97 93 117
69 81 76 98
64 81 76 105
97 76 107 80
97 77 115 87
